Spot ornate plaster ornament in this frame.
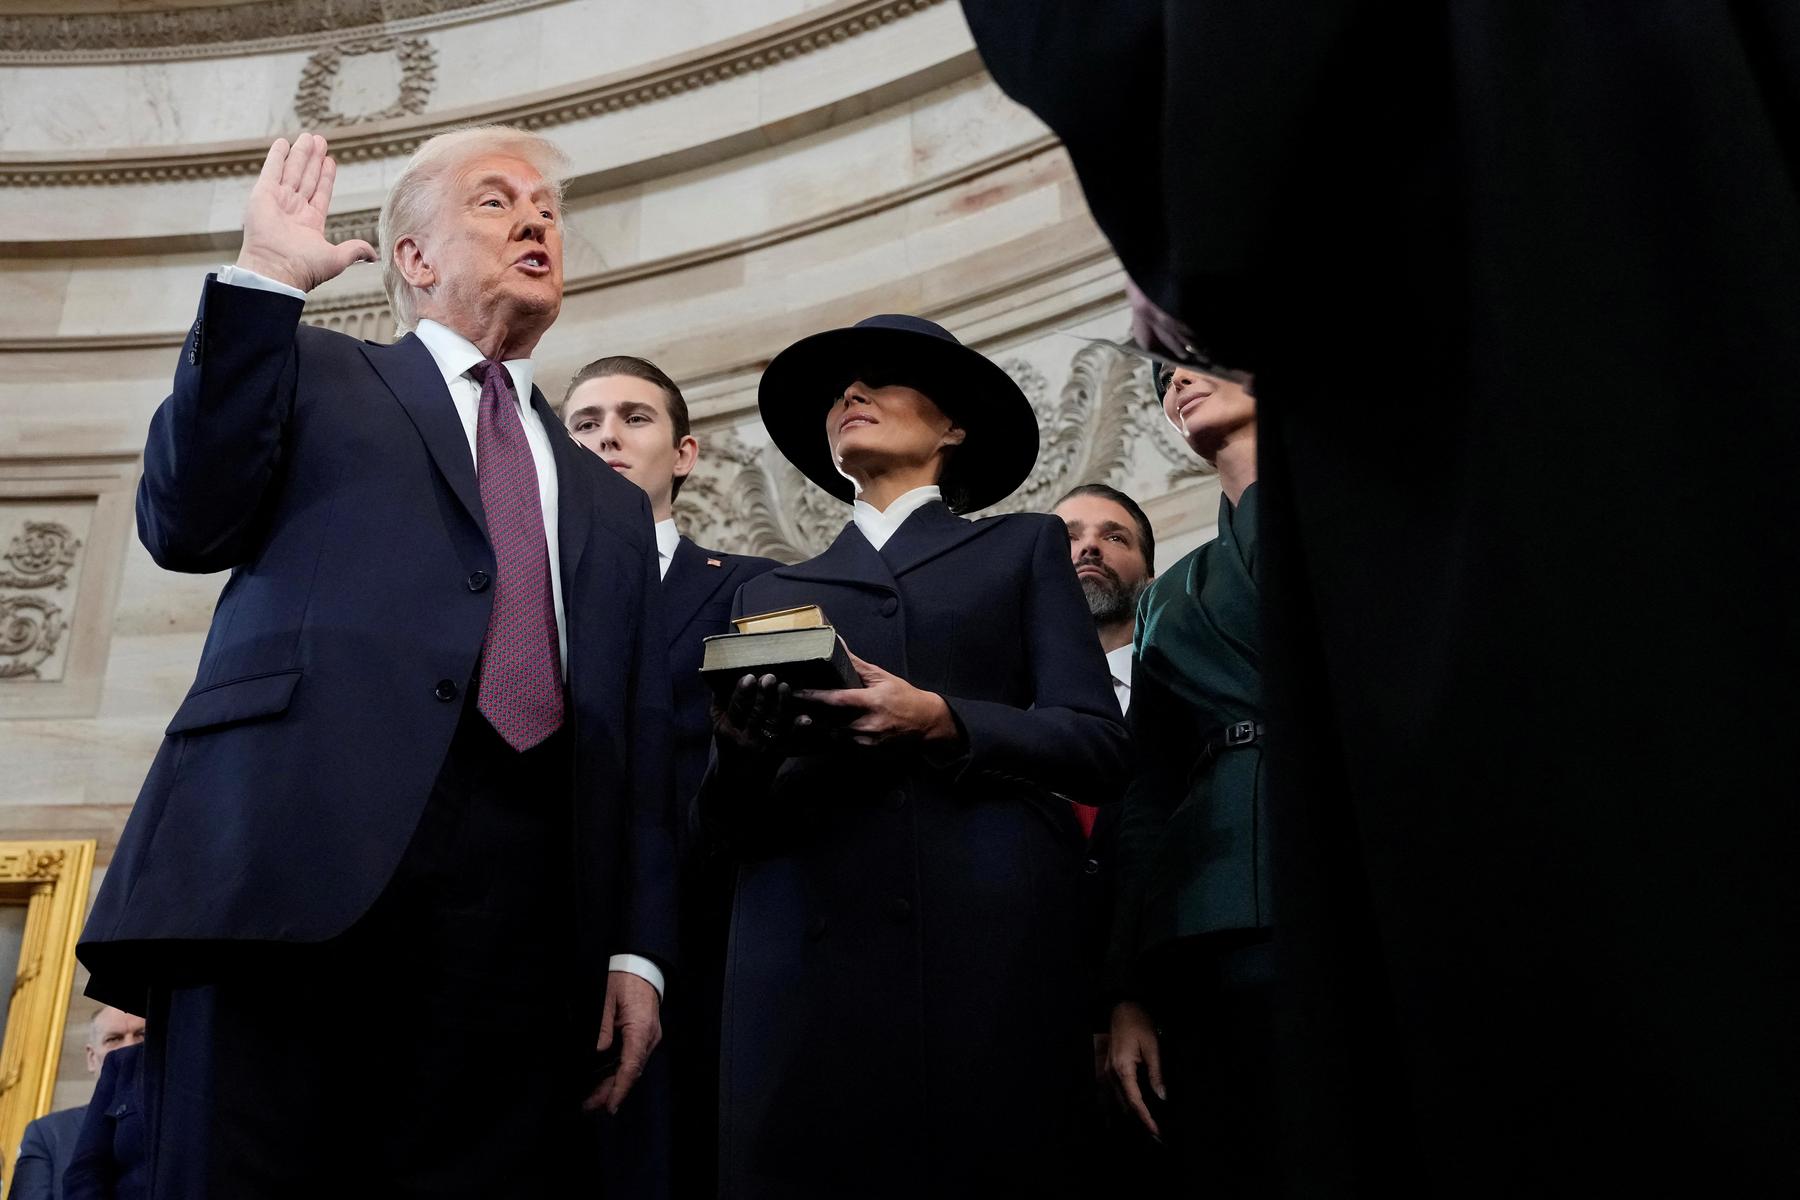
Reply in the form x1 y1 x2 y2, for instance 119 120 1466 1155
294 36 438 128
0 522 82 590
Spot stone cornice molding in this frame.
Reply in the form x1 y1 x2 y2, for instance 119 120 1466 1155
0 134 1065 354
0 0 557 66
0 0 950 188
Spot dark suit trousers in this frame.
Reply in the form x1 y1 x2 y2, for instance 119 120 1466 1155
1145 934 1278 1195
142 701 583 1200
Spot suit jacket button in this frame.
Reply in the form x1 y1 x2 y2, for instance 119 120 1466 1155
433 679 459 702
880 596 899 617
884 789 906 811
886 896 912 921
467 570 490 592
1083 858 1102 876
807 915 829 941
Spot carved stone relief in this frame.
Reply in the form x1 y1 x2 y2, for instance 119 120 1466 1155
294 36 438 128
0 510 89 684
675 336 1215 561
0 460 136 720
0 596 68 682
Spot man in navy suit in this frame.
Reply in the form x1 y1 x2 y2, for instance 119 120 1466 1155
564 355 779 1198
7 1007 145 1200
77 128 675 1198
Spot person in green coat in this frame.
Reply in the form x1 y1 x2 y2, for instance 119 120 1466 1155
1104 360 1269 1188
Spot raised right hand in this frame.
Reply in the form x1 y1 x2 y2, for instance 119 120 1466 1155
235 132 377 292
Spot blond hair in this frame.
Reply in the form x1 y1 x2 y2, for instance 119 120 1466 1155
378 125 570 333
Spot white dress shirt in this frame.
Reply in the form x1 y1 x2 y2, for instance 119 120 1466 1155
851 485 943 551
1106 642 1134 716
654 518 680 581
214 267 661 999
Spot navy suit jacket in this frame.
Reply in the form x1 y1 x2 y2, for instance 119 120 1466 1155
8 1106 85 1200
79 278 676 1015
662 535 781 825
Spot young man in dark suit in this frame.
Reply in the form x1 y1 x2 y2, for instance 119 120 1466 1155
564 356 780 1198
78 128 676 1198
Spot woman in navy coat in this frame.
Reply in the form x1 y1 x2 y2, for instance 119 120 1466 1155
699 315 1129 1197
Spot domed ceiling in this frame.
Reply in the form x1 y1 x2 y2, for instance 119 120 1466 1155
1 0 546 60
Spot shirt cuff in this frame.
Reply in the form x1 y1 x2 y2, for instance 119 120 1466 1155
607 953 665 1000
215 264 307 301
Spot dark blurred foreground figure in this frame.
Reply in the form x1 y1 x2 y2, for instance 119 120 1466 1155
964 1 1800 1193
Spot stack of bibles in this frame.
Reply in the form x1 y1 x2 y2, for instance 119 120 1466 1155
699 604 860 703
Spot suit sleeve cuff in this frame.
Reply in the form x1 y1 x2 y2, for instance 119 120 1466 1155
607 953 665 1000
215 264 307 301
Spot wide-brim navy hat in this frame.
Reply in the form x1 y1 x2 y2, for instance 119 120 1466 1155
757 314 1039 512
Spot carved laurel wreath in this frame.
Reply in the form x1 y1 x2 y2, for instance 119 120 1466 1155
294 36 438 128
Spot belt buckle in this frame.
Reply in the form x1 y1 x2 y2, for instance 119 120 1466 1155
1225 720 1257 747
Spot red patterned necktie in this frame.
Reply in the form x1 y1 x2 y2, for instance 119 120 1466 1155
469 359 564 751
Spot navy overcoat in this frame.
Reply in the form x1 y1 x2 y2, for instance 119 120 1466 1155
79 278 677 1022
699 500 1128 1197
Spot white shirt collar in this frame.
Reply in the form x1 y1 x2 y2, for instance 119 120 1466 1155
654 519 680 580
851 485 942 552
1105 642 1134 715
414 319 535 410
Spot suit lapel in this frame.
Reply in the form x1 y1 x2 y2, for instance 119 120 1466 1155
878 501 1003 578
662 537 741 644
362 334 486 536
533 391 591 586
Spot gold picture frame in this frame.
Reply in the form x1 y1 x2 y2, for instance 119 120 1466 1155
0 840 96 1183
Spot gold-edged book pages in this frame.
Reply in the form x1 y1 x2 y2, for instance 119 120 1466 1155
732 605 830 634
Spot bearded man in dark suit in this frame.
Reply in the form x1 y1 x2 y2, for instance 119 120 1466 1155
79 127 676 1198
